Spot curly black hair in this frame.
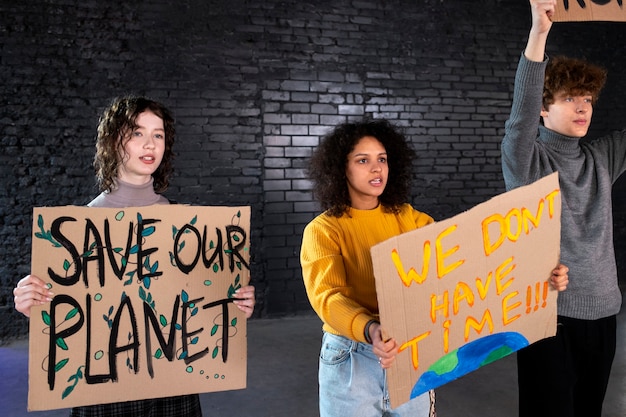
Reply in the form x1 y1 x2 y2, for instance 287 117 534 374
309 119 415 217
94 96 175 193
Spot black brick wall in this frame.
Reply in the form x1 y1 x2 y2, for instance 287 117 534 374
2 0 626 342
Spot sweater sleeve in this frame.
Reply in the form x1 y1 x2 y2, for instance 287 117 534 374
300 217 374 342
501 54 548 190
587 129 626 183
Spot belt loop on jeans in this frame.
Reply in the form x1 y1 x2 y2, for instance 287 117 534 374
349 339 359 353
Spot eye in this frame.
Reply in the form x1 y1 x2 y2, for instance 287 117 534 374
358 158 368 164
378 157 387 163
155 133 165 140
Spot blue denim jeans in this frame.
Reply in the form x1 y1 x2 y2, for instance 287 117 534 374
319 332 431 417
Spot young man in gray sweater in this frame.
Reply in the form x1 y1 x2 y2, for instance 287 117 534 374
501 1 626 416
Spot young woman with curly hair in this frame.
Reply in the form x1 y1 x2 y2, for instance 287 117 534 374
14 96 256 417
300 119 437 417
90 96 176 203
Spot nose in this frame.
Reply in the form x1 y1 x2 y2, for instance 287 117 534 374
576 100 590 113
143 136 156 148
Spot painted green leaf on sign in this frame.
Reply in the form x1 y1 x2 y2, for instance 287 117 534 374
55 358 69 372
42 311 51 326
65 308 79 321
56 337 68 350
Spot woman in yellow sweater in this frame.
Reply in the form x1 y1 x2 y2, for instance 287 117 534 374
300 119 436 417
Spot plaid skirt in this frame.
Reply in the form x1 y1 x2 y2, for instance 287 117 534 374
69 394 202 417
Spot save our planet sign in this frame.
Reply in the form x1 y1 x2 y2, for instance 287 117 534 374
372 173 561 408
28 205 250 411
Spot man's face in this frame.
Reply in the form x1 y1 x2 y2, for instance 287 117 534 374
541 91 594 138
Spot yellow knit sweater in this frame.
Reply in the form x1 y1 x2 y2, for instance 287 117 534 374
300 203 434 343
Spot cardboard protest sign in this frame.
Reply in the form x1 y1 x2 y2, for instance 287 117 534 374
553 0 626 22
28 205 250 411
372 173 561 409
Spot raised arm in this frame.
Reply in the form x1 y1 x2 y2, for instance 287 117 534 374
524 0 555 62
501 0 556 190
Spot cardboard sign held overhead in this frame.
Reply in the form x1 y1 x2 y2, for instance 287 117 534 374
28 205 250 411
372 173 561 409
553 0 626 22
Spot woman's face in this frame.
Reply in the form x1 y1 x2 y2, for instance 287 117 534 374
345 135 388 210
117 111 166 185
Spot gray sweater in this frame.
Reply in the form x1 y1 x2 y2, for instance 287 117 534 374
88 178 169 208
501 54 626 320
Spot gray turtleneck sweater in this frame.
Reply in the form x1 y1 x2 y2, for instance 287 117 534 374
88 178 169 208
501 54 626 320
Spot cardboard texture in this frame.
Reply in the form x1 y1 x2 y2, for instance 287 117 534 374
28 205 250 411
372 173 561 409
553 0 626 22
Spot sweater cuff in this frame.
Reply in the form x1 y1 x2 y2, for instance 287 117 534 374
353 314 376 344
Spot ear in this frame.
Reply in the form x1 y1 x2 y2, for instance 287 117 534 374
540 106 548 119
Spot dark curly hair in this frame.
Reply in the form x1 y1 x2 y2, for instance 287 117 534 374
543 56 607 109
309 119 415 217
94 96 175 193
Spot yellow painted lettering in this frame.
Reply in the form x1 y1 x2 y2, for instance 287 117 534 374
442 319 451 353
435 224 464 278
399 331 431 370
495 256 515 295
545 189 560 218
453 282 474 315
522 200 543 233
481 213 506 256
502 291 521 325
391 242 430 287
464 310 494 341
430 291 449 323
475 271 493 300
505 208 522 242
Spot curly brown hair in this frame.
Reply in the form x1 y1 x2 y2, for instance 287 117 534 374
543 56 607 109
94 96 175 193
309 119 415 217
